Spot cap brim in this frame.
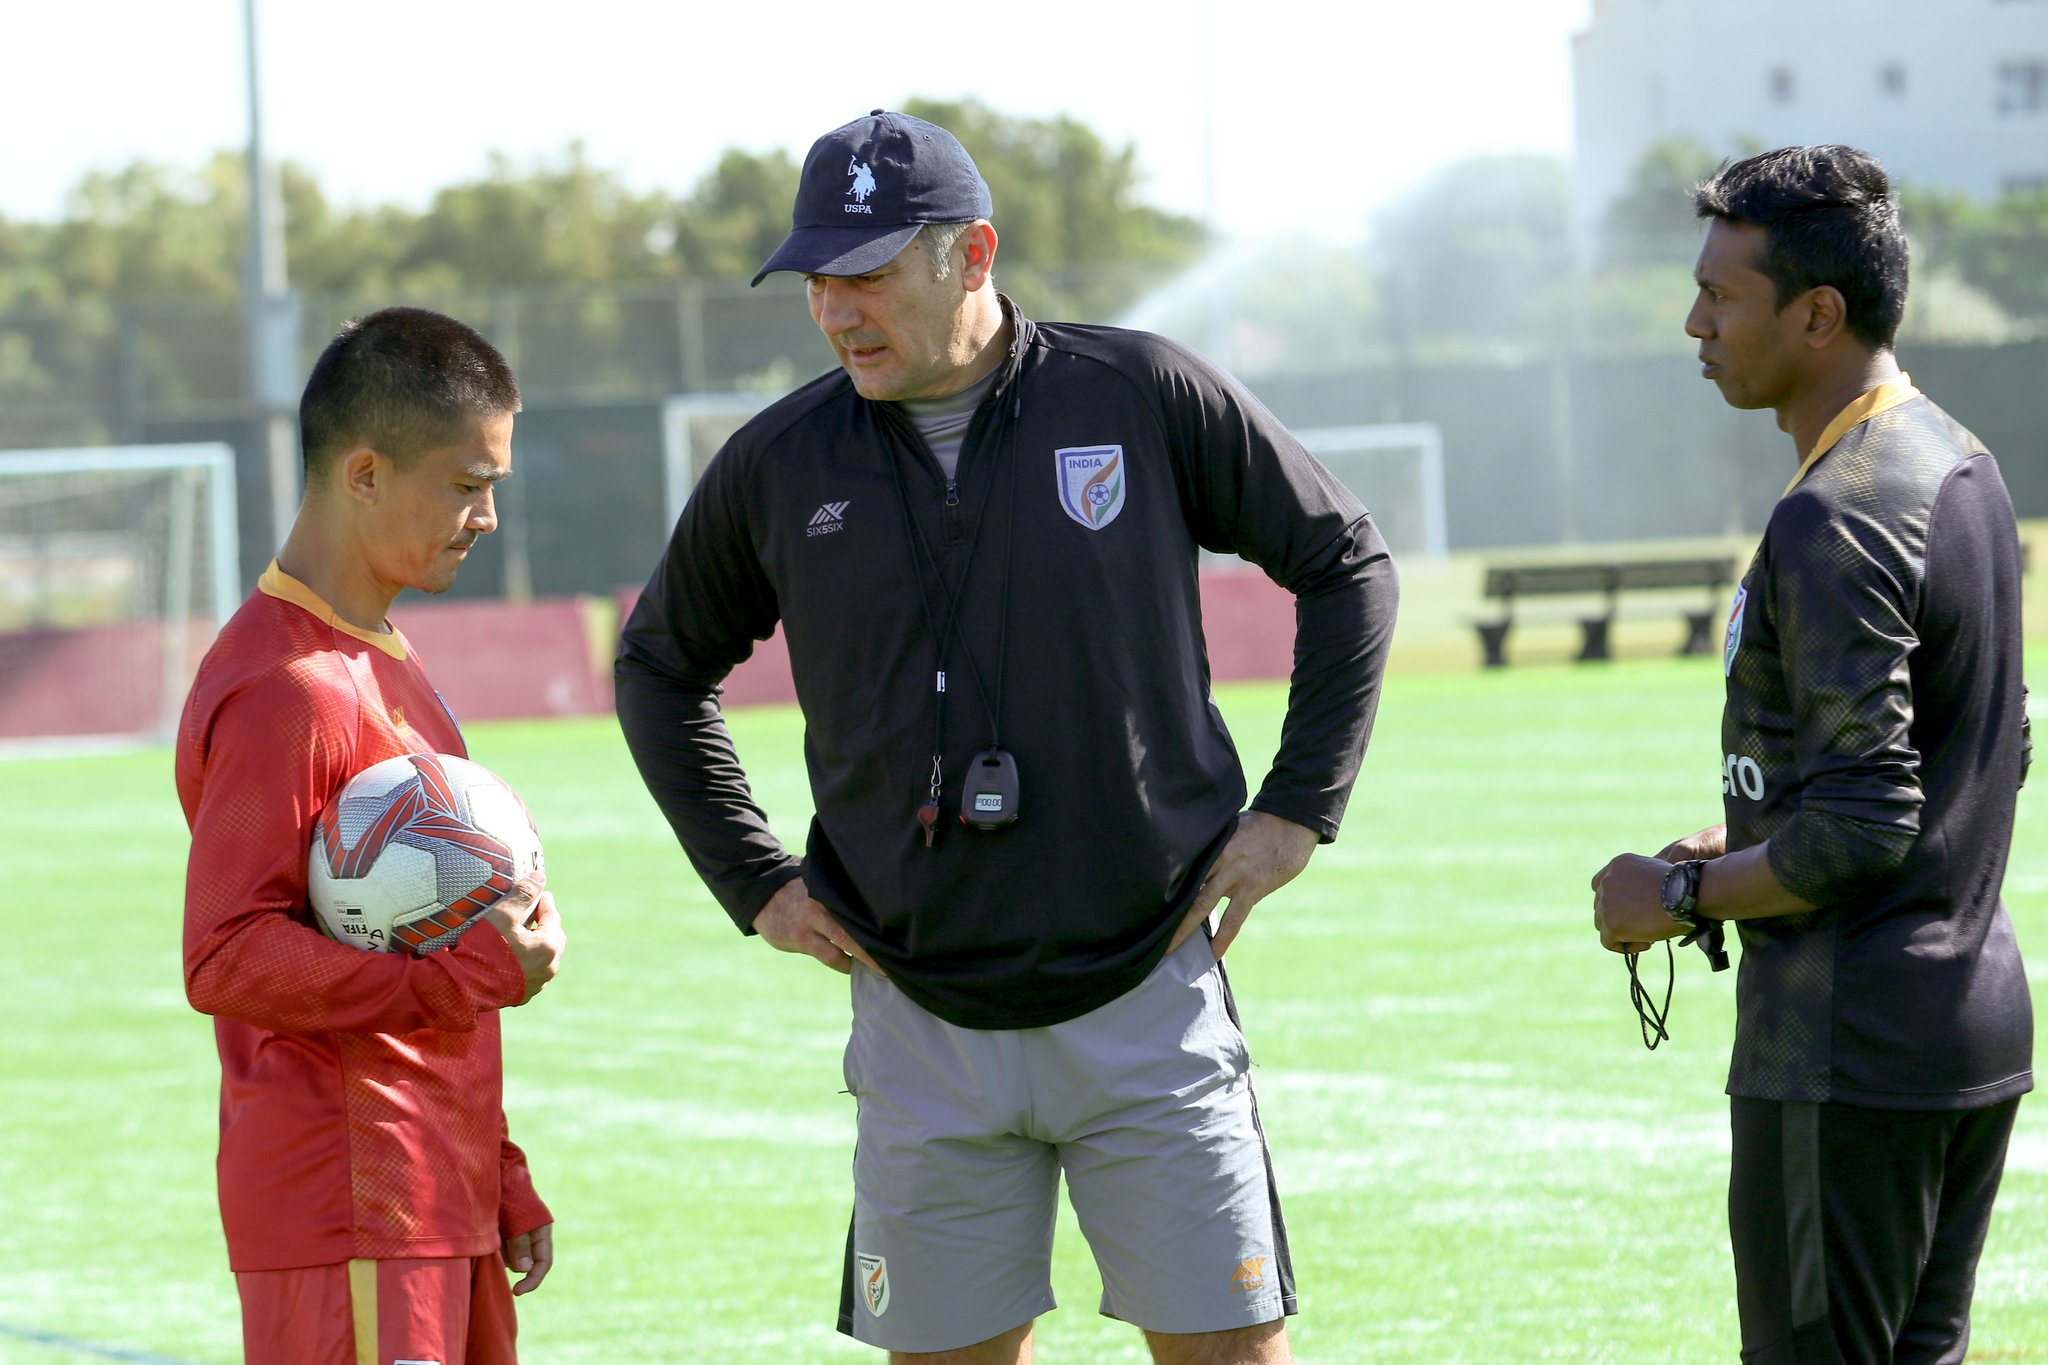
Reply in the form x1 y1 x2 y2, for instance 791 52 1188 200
751 222 926 287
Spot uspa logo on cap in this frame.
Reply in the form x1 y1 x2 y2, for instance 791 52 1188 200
1055 445 1126 531
846 158 876 212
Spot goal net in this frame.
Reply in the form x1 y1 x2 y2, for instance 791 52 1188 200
661 393 775 531
662 401 1449 567
0 444 240 752
1202 422 1447 570
1295 423 1448 566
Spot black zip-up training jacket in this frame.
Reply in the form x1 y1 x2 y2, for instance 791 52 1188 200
1720 391 2032 1108
616 299 1399 1029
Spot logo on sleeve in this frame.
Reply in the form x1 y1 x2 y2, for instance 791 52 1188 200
1724 752 1765 801
807 501 850 537
856 1253 890 1315
1055 445 1125 530
1230 1257 1269 1293
1723 585 1747 677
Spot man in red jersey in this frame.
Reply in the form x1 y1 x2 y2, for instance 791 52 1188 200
177 307 567 1365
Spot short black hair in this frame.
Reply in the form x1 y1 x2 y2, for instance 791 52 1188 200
1693 145 1908 349
299 307 521 475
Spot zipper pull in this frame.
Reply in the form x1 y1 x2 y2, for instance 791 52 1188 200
944 481 960 508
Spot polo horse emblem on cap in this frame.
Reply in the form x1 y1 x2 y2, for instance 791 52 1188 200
847 158 876 205
1055 446 1126 531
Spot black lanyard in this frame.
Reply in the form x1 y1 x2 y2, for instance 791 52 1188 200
880 392 1022 845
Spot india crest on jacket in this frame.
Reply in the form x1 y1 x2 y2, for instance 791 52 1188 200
1055 444 1126 530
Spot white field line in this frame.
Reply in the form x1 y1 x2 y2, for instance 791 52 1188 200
0 1322 212 1365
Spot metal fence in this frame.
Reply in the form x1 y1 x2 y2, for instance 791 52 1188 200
2 249 2041 598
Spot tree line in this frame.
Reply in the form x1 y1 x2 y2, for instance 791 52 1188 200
2 113 2041 385
0 98 1205 317
1359 137 2048 367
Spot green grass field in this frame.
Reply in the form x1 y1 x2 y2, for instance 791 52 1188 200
3 648 2044 1363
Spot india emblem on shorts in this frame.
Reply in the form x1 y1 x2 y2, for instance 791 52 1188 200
1055 445 1126 531
857 1252 890 1316
1724 585 1748 677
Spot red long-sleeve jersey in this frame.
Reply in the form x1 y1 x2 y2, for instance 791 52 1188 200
176 563 550 1272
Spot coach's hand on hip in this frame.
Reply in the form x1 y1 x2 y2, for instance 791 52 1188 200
1173 811 1320 960
1590 853 1683 955
755 875 885 976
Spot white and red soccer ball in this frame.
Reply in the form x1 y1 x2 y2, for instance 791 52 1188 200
308 752 542 954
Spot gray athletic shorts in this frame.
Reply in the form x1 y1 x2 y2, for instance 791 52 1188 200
835 931 1296 1352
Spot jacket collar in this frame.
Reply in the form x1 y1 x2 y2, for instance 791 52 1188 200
996 293 1035 367
981 293 1034 416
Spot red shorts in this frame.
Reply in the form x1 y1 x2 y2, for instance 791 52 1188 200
236 1253 518 1365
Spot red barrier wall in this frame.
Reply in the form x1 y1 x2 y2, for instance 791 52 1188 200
611 566 1296 713
718 626 799 707
612 588 798 707
1197 567 1298 683
0 575 1296 743
0 621 197 740
389 597 609 723
0 622 222 740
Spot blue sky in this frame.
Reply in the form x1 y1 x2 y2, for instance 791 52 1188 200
2 0 1593 243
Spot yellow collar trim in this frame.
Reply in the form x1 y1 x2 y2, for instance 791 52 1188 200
1782 374 1919 498
258 560 407 660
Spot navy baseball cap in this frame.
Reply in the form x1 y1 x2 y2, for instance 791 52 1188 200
751 110 993 286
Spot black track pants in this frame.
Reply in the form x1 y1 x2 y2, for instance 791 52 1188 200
1728 1095 2021 1365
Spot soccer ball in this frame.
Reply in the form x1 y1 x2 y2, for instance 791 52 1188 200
308 752 542 954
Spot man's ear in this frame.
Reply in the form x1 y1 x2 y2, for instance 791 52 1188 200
960 220 999 291
339 446 385 507
1802 285 1849 349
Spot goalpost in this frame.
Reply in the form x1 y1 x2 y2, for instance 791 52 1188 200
1203 422 1449 570
0 443 240 752
660 393 776 531
662 401 1449 566
1294 422 1449 566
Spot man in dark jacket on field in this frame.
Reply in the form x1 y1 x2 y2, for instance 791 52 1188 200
1592 145 2032 1364
616 110 1397 1363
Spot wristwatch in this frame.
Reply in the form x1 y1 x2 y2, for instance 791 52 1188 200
1660 859 1707 934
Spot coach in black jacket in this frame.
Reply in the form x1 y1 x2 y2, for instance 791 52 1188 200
617 110 1395 1364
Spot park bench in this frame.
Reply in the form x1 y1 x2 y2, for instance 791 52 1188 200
1477 557 1737 667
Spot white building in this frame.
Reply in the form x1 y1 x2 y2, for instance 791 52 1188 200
1571 0 2048 255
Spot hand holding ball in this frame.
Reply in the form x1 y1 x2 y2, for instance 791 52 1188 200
309 753 543 954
